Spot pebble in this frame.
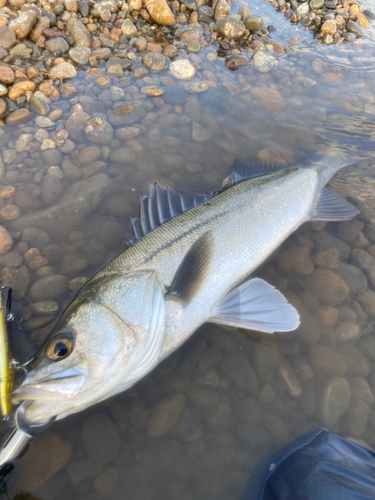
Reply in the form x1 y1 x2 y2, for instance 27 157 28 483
214 16 246 39
144 0 176 26
191 122 212 142
336 263 367 293
320 376 351 426
148 394 185 437
250 87 286 110
276 246 314 275
29 274 69 301
85 117 113 145
313 248 340 270
0 27 16 49
163 85 187 105
346 397 370 438
142 52 168 72
50 62 77 78
66 17 91 47
310 344 346 376
357 290 375 317
245 15 264 31
0 225 13 255
220 353 258 392
304 269 349 306
335 321 361 342
9 11 38 39
121 19 138 37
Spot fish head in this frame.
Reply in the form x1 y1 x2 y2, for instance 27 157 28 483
13 271 165 425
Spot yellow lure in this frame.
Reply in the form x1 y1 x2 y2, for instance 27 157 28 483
0 287 14 419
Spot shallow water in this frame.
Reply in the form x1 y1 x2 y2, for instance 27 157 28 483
1 0 375 498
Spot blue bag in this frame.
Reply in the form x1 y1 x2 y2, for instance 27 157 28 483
241 428 375 500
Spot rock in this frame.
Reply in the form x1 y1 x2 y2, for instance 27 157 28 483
181 81 207 94
69 46 90 65
0 252 23 268
0 99 6 117
313 248 340 270
66 110 90 130
337 344 371 377
220 353 258 392
321 20 336 34
214 15 246 39
41 175 64 206
336 221 360 243
264 414 289 444
310 345 346 376
214 0 230 18
276 246 314 275
0 225 13 255
109 147 137 164
16 432 72 492
9 11 37 39
319 376 351 427
45 37 69 53
5 108 33 125
351 249 375 288
350 378 374 406
170 59 195 80
10 174 111 238
180 28 200 42
310 0 324 9
235 397 261 424
0 204 21 221
191 122 212 143
347 20 364 36
357 290 375 317
0 67 15 85
94 466 121 499
121 19 137 37
115 127 140 140
22 228 51 248
142 52 167 72
85 117 113 145
304 269 349 306
134 35 147 50
336 263 367 293
245 15 263 31
249 87 286 110
346 397 370 437
0 27 17 49
29 274 69 301
225 55 249 69
188 386 221 409
278 360 302 397
335 321 361 342
314 231 350 260
0 266 30 299
144 0 175 26
82 412 121 464
315 305 338 327
30 96 48 116
66 17 91 47
108 103 146 126
29 15 50 42
50 62 77 79
296 2 309 20
148 394 185 437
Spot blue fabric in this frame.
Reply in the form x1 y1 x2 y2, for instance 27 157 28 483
241 429 375 500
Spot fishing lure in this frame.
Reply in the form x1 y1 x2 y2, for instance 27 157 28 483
0 287 14 421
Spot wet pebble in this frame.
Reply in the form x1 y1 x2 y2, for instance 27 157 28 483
148 394 185 437
28 274 69 301
320 376 351 426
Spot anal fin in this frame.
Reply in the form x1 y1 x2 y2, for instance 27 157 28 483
310 186 359 221
209 278 300 333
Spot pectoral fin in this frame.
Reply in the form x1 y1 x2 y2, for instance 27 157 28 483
166 232 213 306
310 186 359 221
209 278 300 333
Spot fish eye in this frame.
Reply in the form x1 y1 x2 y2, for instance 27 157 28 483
46 336 72 361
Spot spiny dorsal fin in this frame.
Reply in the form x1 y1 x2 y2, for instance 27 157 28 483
166 232 213 306
229 158 291 186
125 182 213 245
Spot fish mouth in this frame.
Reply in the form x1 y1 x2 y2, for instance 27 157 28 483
12 366 87 403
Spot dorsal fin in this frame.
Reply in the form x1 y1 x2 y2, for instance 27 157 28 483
229 158 291 186
125 182 214 245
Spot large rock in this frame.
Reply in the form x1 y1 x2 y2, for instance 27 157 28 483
50 62 77 79
0 225 13 255
144 0 175 26
170 59 195 80
66 17 91 47
9 11 37 39
336 263 367 293
29 275 69 302
142 52 167 72
9 174 111 238
85 116 113 145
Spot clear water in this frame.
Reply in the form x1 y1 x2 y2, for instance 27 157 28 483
2 0 375 498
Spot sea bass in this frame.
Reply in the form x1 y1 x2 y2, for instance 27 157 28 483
13 156 358 426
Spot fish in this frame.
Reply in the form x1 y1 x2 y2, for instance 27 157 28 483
0 287 14 420
12 155 359 426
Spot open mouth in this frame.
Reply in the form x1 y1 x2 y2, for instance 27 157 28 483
12 366 86 403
